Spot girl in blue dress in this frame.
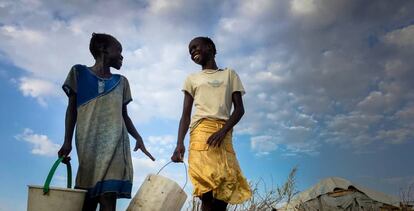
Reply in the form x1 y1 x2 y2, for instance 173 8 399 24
58 33 155 211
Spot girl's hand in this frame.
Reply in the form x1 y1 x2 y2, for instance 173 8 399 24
134 138 155 161
58 143 72 164
171 144 185 163
207 129 227 147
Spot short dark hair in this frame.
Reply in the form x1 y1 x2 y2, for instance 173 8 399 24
193 36 217 55
89 33 118 59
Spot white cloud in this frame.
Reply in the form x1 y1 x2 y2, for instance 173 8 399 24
251 135 278 155
377 128 413 145
15 128 60 157
18 77 59 106
290 0 317 16
395 105 414 127
115 17 200 121
356 91 398 114
327 113 382 133
255 71 285 84
147 135 175 146
1 25 45 44
143 135 176 155
149 0 185 15
324 112 382 145
383 24 414 47
0 23 90 81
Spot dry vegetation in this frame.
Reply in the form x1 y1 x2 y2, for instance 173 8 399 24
185 166 299 211
400 183 414 211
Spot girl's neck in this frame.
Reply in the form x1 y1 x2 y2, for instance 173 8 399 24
91 61 112 78
202 59 218 70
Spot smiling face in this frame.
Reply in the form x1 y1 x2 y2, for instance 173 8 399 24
188 38 214 66
105 40 123 70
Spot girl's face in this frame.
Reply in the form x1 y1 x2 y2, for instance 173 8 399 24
105 40 123 70
188 38 213 65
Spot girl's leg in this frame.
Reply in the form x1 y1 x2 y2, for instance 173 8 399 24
201 191 228 211
201 191 214 211
213 198 228 211
82 196 99 211
98 192 117 211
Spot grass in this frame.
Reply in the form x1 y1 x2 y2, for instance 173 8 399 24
185 166 299 211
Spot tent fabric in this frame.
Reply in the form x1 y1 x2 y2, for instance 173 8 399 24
295 191 389 211
282 177 399 210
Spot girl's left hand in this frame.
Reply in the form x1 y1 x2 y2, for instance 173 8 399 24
207 129 227 147
134 138 156 161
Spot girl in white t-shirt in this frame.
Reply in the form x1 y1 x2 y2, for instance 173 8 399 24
171 37 251 211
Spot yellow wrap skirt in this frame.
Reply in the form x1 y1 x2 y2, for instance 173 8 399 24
188 119 252 204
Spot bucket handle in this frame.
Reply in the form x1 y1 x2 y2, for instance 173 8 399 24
43 157 72 194
156 161 188 190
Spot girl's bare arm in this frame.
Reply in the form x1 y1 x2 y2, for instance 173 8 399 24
171 91 193 162
58 94 77 159
123 105 155 161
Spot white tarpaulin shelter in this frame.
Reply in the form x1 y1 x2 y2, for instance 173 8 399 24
281 177 400 211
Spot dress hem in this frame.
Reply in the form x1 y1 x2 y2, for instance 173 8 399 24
76 179 132 199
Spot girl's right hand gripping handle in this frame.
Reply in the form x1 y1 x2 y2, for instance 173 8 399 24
43 157 72 194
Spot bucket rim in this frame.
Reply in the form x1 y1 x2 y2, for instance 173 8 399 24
28 185 87 193
145 174 187 194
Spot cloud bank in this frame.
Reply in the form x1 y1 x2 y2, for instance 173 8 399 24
2 0 414 155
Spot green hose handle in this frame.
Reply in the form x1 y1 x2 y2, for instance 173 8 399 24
43 157 72 194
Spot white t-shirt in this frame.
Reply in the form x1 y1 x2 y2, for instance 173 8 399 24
182 68 245 129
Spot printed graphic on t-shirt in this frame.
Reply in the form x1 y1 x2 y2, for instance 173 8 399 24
208 79 223 87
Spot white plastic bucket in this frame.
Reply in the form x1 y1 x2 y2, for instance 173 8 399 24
127 162 188 211
27 185 86 211
27 157 87 211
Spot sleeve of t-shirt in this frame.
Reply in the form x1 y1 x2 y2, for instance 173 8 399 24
230 69 246 96
62 65 78 97
123 77 133 105
182 75 195 97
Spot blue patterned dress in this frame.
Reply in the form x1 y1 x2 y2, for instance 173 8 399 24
63 64 133 199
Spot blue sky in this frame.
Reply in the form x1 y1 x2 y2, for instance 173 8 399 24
1 0 414 210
